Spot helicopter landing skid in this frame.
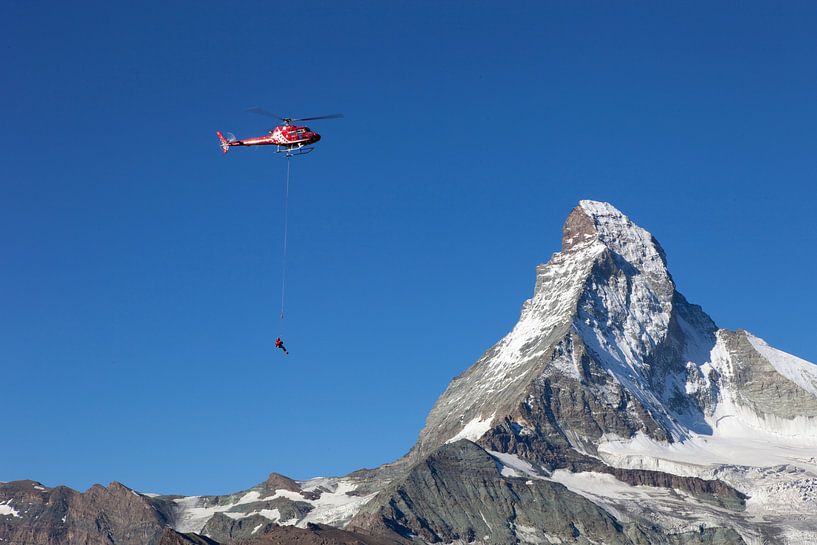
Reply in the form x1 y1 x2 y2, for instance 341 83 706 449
276 145 315 157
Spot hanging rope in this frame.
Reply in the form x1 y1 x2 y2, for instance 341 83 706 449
280 155 291 320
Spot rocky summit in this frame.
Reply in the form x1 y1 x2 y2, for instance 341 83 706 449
3 201 816 545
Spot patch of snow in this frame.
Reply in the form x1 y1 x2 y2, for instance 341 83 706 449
0 500 20 518
219 508 288 524
479 511 491 530
297 479 377 528
236 491 261 504
264 488 303 502
257 509 280 521
515 523 546 544
172 489 274 533
173 497 219 533
252 523 263 534
551 470 668 502
488 451 548 479
447 415 495 444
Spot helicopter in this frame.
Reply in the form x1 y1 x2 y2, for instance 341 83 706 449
217 108 343 156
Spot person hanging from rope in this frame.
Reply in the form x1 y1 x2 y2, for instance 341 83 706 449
275 337 289 355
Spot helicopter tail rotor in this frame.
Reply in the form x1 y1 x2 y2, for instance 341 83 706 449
216 131 233 154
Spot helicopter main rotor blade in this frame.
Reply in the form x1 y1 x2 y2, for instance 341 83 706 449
246 107 286 121
291 113 345 122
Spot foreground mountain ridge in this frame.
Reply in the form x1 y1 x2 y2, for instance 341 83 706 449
3 200 816 545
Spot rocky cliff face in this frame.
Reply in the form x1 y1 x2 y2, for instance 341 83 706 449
158 523 408 545
3 200 816 545
0 480 176 545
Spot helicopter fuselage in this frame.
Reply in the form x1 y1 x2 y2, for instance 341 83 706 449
217 124 321 154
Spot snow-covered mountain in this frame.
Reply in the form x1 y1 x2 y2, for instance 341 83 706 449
392 200 817 544
2 200 816 545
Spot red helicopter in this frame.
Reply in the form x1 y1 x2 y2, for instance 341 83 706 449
217 108 343 156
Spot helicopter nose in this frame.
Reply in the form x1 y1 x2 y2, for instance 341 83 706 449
312 133 321 143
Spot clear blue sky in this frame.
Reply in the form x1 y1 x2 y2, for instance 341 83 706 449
2 2 816 496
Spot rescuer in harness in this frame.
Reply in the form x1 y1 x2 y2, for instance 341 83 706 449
275 337 289 355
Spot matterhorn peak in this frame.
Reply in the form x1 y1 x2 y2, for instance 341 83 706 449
562 200 669 279
411 200 689 461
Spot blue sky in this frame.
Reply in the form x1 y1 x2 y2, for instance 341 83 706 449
2 2 816 495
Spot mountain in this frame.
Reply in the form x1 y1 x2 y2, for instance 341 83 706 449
2 200 816 545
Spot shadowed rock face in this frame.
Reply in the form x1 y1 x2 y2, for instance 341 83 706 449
202 514 280 543
349 441 745 545
351 441 632 544
158 523 410 545
158 528 221 545
236 523 409 545
160 522 744 545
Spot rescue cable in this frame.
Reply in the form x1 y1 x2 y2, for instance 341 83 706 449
280 155 290 320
